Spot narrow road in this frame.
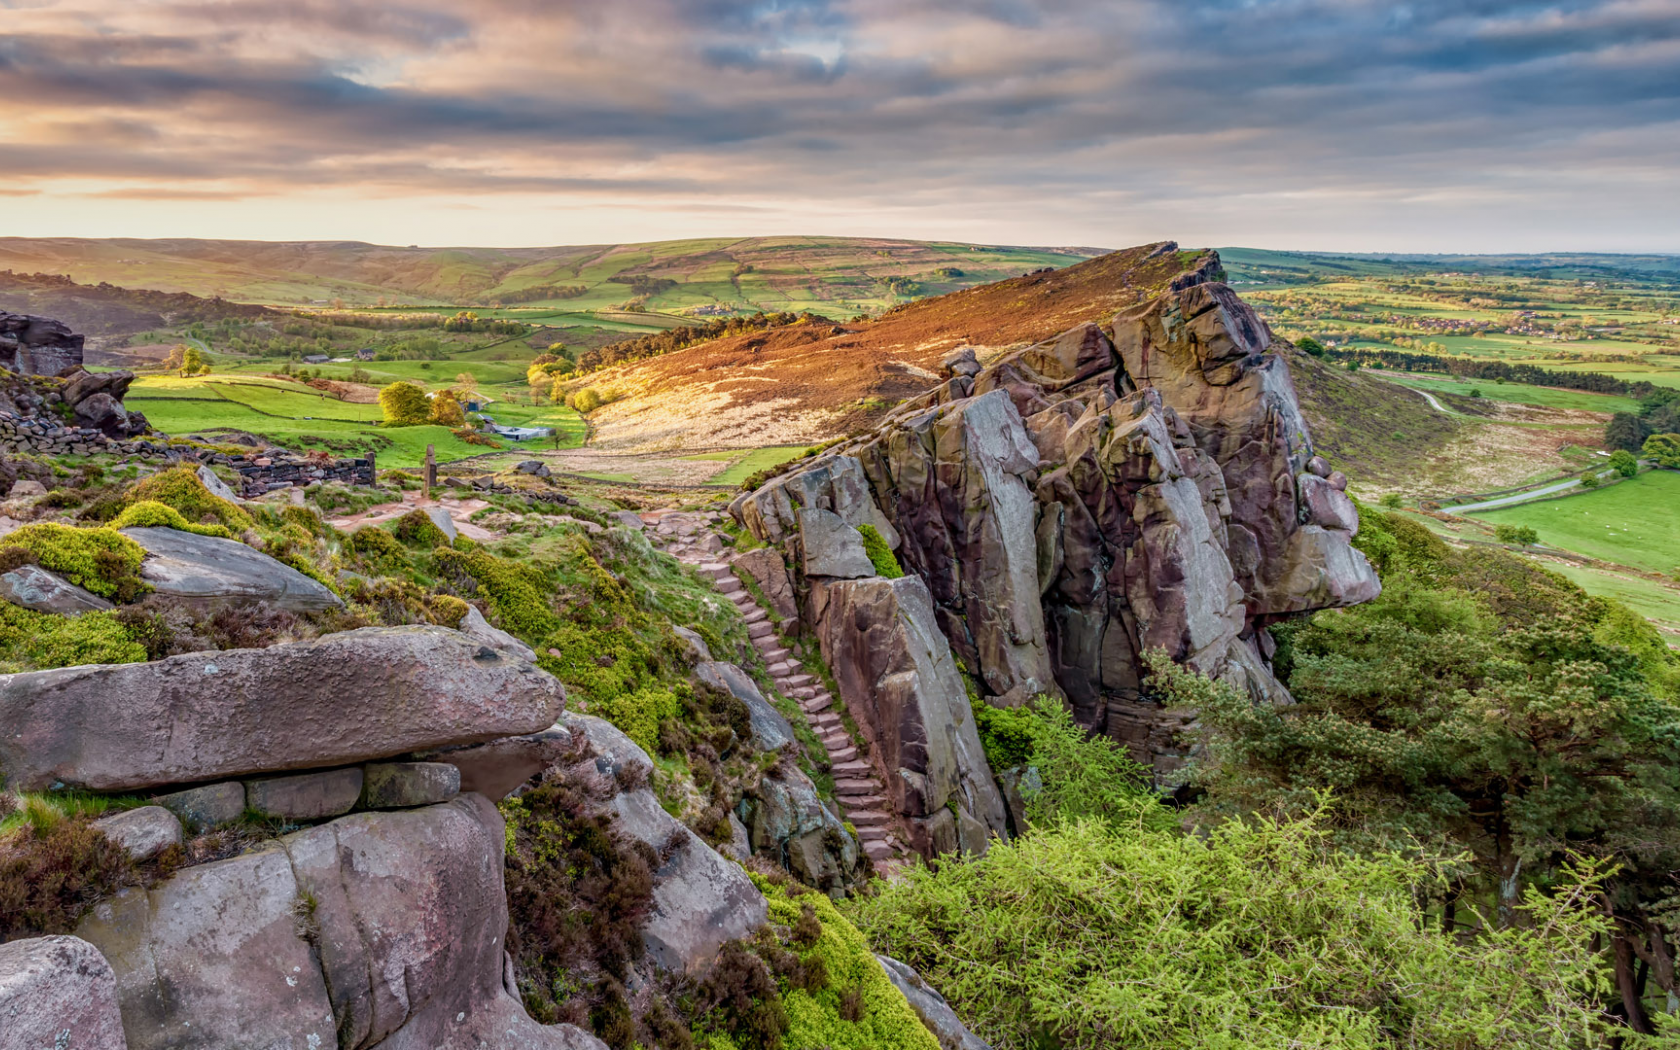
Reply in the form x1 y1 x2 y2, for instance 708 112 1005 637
1414 388 1448 414
1452 470 1615 513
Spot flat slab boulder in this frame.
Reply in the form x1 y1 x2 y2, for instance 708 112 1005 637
0 563 113 615
0 935 126 1050
0 625 566 791
122 526 343 612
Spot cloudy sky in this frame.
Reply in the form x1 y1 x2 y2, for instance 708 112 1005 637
1 0 1676 251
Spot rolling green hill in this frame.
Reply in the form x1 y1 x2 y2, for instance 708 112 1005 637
0 236 1099 313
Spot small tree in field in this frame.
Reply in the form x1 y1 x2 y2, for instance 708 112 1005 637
1493 523 1539 546
430 392 465 427
379 381 431 426
1609 449 1638 477
180 346 211 376
1379 493 1403 510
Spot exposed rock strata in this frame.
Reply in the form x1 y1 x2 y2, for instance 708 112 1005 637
76 794 605 1050
0 310 83 376
736 258 1379 812
0 625 565 791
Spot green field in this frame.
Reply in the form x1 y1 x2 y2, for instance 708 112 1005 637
687 446 809 486
126 374 584 468
1547 563 1680 640
1378 374 1641 414
1469 471 1680 575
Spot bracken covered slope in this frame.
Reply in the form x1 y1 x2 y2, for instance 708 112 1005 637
584 242 1212 449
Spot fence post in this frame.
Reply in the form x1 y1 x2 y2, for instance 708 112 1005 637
424 444 436 499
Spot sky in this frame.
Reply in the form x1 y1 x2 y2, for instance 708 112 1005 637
1 0 1677 252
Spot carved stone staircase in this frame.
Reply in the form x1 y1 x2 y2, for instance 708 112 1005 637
691 557 910 867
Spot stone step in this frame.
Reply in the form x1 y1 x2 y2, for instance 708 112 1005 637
740 607 767 625
846 810 891 827
820 733 851 751
747 621 776 640
698 562 731 577
801 696 830 714
766 662 794 677
759 647 791 664
856 828 890 843
782 674 814 689
832 760 872 777
827 745 858 764
862 840 898 861
846 796 889 811
834 778 877 796
790 687 817 701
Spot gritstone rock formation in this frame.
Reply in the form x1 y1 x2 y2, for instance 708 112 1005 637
0 310 83 375
734 249 1379 845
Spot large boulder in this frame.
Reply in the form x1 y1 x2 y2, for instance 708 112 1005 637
732 547 799 624
737 259 1379 783
0 625 566 791
0 563 114 615
876 954 992 1050
808 575 1008 858
0 311 83 376
694 659 796 751
559 713 768 973
121 527 344 612
741 767 864 893
0 935 126 1050
78 794 602 1050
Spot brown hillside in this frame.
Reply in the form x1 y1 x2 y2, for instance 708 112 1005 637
581 242 1215 450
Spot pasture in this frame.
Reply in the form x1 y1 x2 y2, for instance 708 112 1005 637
1468 471 1680 576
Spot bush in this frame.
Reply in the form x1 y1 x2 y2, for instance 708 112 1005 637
1295 336 1327 358
390 509 450 549
128 468 254 532
343 525 409 571
0 802 180 941
379 381 431 425
1642 432 1680 469
0 524 147 600
0 602 147 671
847 813 1616 1050
570 387 604 414
1609 449 1639 478
1492 523 1539 546
111 500 234 538
590 685 682 756
856 524 903 579
970 698 1037 770
1378 492 1403 509
1579 469 1600 489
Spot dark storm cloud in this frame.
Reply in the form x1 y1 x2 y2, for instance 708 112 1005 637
2 0 1677 246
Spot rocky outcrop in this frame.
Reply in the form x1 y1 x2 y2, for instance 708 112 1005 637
0 625 566 791
0 935 126 1050
876 954 993 1050
0 310 83 376
694 659 797 752
122 526 344 612
77 794 605 1050
0 563 114 614
557 713 768 973
736 256 1379 798
809 575 1008 858
741 766 864 893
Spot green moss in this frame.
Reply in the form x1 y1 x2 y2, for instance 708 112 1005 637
0 602 147 672
592 685 683 754
0 524 147 601
110 500 234 539
436 545 560 640
391 509 450 548
751 876 941 1050
429 594 471 629
857 525 903 579
970 697 1037 770
128 467 254 532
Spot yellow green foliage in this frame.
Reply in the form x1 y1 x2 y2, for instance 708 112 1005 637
428 594 471 629
0 524 147 601
110 501 234 538
0 602 146 672
391 509 449 549
279 505 328 537
591 685 682 754
857 524 903 579
344 526 409 571
128 468 254 532
379 381 432 425
752 876 940 1050
435 545 559 640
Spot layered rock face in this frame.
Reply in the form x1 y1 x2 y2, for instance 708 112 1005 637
0 310 83 375
736 257 1378 804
